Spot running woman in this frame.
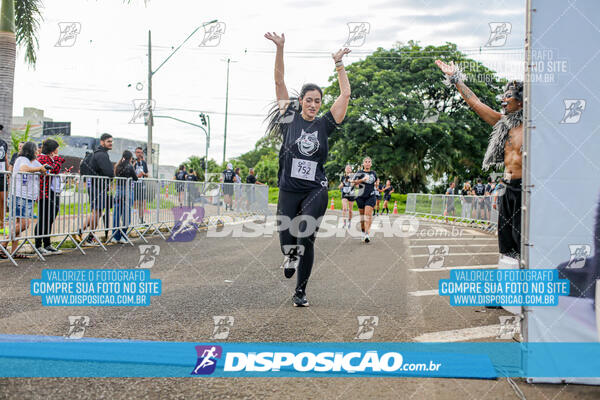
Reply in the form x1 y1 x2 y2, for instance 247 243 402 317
265 32 350 307
338 164 355 229
374 178 382 216
351 157 377 243
382 179 394 214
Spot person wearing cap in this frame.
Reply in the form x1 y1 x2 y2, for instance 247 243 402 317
221 163 235 211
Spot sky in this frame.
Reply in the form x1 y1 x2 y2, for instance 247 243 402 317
13 0 525 167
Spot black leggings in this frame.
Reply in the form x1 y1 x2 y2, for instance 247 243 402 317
277 187 328 295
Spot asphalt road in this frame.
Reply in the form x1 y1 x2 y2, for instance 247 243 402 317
0 212 598 399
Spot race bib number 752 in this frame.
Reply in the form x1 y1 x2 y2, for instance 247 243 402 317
291 158 317 181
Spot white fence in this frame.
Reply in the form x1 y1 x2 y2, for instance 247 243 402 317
0 171 269 265
405 193 499 229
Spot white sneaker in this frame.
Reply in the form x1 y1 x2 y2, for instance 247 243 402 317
118 238 128 244
364 233 370 243
37 247 51 256
45 246 63 255
361 233 366 242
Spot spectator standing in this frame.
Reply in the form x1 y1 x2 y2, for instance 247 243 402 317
133 147 148 224
175 165 187 206
112 150 138 244
9 142 24 171
444 182 456 217
221 163 235 211
473 178 486 220
82 133 114 246
9 142 48 258
234 167 242 211
0 125 8 234
461 182 473 219
34 139 66 255
245 168 263 210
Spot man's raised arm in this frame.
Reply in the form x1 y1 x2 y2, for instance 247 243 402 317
435 60 501 126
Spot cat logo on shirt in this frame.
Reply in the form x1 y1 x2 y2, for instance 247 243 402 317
295 130 319 156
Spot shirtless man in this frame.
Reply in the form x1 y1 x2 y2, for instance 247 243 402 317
435 60 523 259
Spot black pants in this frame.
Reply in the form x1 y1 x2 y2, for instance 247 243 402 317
277 187 328 295
497 179 521 258
35 191 60 248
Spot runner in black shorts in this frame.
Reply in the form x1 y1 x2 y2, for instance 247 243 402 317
374 178 382 216
382 179 394 214
265 31 350 307
338 164 355 229
352 157 377 243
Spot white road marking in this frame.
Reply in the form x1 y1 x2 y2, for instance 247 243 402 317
409 237 495 242
410 252 498 258
409 244 498 249
408 289 439 296
409 264 497 272
413 325 501 342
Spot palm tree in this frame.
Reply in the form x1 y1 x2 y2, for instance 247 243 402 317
0 0 143 145
0 0 42 144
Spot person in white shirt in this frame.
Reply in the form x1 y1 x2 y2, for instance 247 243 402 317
10 142 48 257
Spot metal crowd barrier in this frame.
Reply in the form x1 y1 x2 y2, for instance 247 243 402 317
405 193 499 230
0 171 269 266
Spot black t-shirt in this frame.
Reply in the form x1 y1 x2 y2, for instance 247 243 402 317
246 174 257 184
383 186 393 196
175 170 187 181
186 174 198 182
485 183 492 195
223 169 235 183
277 109 338 192
474 183 486 196
354 170 378 198
0 139 7 171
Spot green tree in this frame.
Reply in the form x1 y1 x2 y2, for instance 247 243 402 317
254 155 278 186
322 41 505 193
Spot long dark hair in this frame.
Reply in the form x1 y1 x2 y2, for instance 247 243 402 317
264 83 323 140
115 150 133 177
19 141 37 161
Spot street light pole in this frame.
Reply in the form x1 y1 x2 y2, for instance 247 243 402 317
146 20 218 176
147 30 153 176
223 57 230 166
221 57 237 166
153 114 210 181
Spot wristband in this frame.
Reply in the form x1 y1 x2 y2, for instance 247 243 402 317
442 65 466 87
335 60 344 68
